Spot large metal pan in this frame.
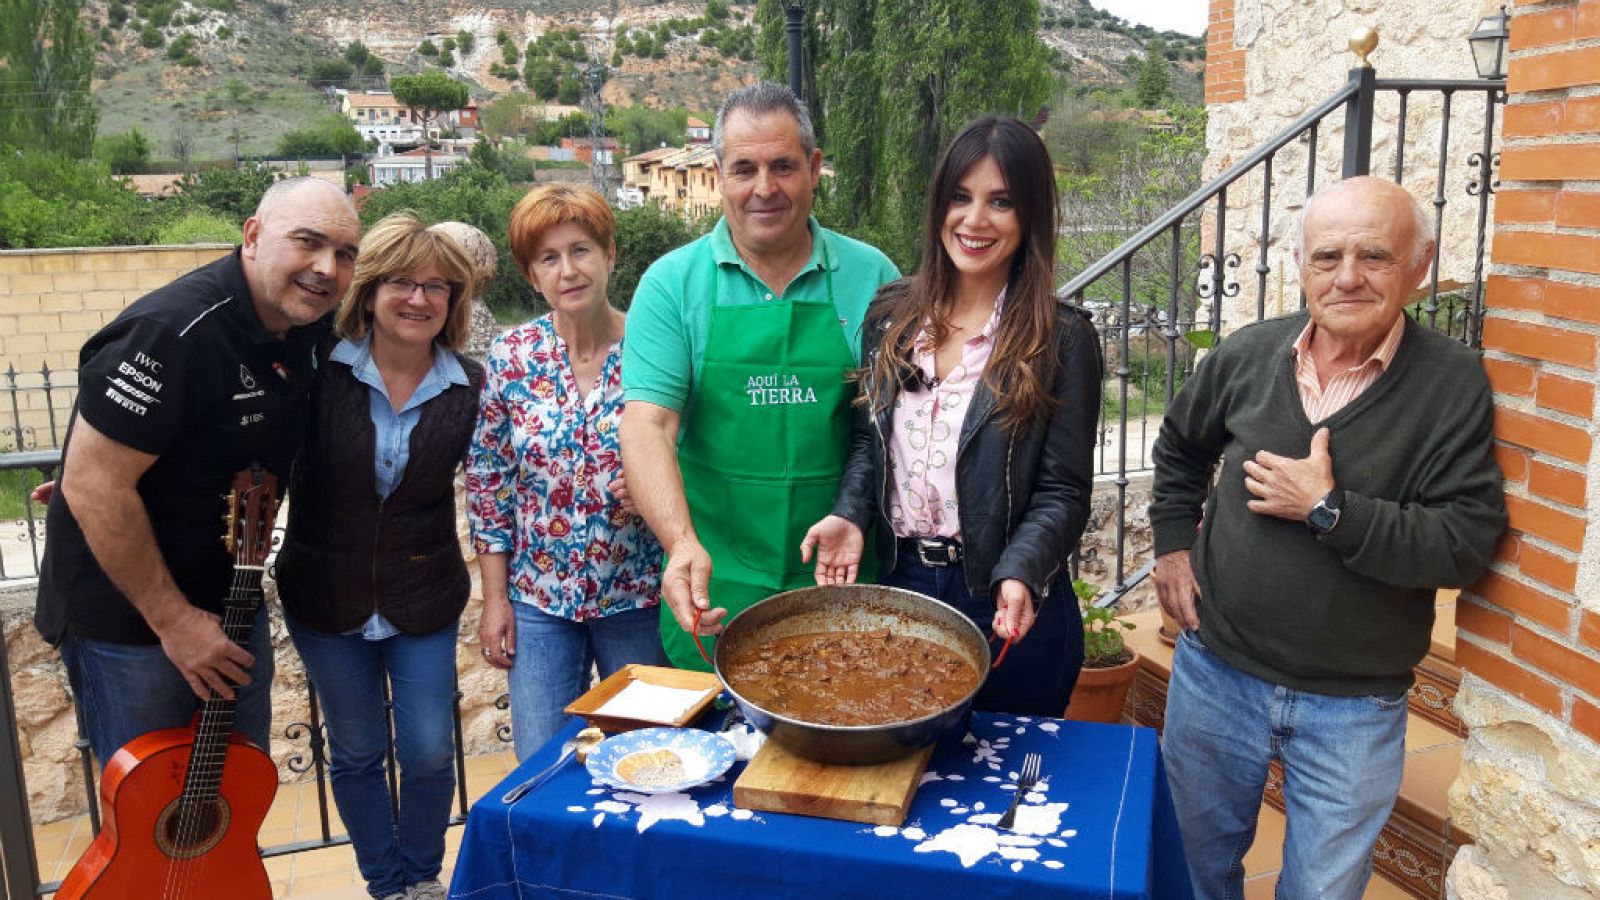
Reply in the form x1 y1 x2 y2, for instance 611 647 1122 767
713 584 990 765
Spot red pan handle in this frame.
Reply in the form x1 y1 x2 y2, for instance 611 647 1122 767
691 608 715 669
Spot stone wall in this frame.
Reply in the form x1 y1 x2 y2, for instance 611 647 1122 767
1200 0 1504 333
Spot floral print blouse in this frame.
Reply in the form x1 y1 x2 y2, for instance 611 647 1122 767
467 314 663 622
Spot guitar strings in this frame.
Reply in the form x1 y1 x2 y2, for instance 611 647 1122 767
168 567 253 899
167 483 263 900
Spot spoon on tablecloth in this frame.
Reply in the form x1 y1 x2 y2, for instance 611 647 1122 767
501 727 605 803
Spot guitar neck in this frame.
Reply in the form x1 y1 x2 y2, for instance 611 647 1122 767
181 567 265 807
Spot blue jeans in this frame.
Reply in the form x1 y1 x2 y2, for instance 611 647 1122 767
1163 630 1407 900
285 614 459 899
60 605 274 766
882 544 1083 717
509 603 668 761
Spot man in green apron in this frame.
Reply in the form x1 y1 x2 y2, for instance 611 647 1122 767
621 83 900 670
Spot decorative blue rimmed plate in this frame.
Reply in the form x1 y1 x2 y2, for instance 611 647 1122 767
585 727 736 794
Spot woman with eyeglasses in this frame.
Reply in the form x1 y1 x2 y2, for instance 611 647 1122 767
467 184 666 761
274 212 484 900
802 117 1102 717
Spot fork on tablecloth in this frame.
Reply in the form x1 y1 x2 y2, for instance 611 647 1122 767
995 752 1041 831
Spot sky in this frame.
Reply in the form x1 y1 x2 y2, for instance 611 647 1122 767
1087 0 1209 37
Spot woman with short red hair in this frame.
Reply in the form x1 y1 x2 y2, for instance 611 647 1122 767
467 184 665 761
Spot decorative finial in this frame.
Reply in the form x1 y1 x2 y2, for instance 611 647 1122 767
1349 27 1379 68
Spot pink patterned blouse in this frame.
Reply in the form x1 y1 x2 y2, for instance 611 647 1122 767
886 299 1003 539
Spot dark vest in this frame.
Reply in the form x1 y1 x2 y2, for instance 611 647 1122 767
274 351 484 635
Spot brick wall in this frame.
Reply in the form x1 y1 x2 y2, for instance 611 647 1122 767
1466 0 1600 745
0 245 231 450
1204 0 1245 104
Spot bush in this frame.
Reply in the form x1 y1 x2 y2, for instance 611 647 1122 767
274 114 365 157
308 58 354 87
438 49 455 68
139 25 164 48
0 150 154 249
108 2 128 26
612 204 709 309
96 129 151 175
419 39 437 56
174 164 279 222
215 25 231 40
456 30 474 54
165 33 194 60
155 211 242 245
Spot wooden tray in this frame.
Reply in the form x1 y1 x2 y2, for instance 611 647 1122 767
733 738 935 826
563 664 721 733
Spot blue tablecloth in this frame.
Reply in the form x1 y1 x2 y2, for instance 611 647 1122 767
450 712 1192 900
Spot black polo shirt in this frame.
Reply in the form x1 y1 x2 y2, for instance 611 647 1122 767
35 250 328 645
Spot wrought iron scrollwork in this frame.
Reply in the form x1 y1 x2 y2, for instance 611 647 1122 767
284 719 327 774
1196 253 1242 300
0 426 37 453
1466 151 1500 196
494 691 514 743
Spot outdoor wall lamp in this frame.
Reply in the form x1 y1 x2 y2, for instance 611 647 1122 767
1469 7 1509 80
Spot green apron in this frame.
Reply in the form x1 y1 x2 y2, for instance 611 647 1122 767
662 258 857 670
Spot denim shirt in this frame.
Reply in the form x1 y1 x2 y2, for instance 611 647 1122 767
330 335 468 639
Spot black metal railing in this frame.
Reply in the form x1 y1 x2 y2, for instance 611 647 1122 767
0 365 73 584
1064 65 1505 601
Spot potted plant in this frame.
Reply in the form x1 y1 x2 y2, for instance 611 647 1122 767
1063 580 1142 724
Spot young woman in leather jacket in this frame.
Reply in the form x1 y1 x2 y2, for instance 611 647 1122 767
802 116 1102 716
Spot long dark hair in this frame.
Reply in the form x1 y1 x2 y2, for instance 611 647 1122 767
863 116 1061 433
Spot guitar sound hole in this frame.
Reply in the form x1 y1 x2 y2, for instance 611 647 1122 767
154 798 232 860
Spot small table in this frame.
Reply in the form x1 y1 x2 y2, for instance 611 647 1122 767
449 712 1192 899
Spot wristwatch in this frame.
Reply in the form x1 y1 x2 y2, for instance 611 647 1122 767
1306 488 1344 536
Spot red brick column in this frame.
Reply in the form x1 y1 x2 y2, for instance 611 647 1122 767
1469 0 1600 744
1205 0 1245 104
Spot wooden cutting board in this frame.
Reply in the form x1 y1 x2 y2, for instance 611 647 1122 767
732 740 935 826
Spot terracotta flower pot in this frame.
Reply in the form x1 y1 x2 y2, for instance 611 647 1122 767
1158 608 1179 647
1064 650 1141 724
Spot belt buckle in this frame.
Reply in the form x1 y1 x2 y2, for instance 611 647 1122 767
916 538 952 567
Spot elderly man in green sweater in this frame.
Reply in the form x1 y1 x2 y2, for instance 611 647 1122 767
1150 176 1506 900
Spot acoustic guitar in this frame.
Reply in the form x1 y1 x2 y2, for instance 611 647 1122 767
58 468 281 900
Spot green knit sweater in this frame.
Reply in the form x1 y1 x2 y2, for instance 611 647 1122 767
1150 312 1506 696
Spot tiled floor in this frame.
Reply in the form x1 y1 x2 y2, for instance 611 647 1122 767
30 747 520 899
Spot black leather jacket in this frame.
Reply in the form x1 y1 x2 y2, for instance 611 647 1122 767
831 285 1102 604
275 350 484 635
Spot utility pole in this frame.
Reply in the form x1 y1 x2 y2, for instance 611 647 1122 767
585 62 611 198
783 1 805 100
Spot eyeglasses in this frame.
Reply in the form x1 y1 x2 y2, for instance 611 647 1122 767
383 276 452 301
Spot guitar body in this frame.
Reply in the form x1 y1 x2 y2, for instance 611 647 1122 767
55 723 278 899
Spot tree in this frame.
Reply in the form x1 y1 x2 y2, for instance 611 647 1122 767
391 70 469 180
456 30 474 55
480 91 534 140
556 75 581 105
0 0 99 156
524 59 558 100
606 105 688 154
95 128 150 175
757 0 1052 268
1135 44 1173 109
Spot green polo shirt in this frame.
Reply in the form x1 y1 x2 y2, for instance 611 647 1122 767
623 216 899 412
